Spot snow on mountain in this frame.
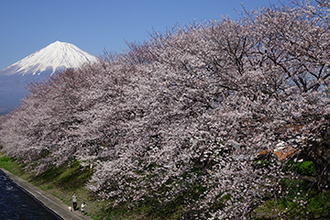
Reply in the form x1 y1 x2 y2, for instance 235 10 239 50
0 41 97 76
0 41 98 115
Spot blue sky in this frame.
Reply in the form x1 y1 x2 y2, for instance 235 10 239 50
0 0 282 70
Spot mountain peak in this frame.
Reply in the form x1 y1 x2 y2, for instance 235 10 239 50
0 41 97 76
0 41 98 114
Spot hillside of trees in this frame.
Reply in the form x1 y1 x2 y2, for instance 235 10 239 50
1 1 330 219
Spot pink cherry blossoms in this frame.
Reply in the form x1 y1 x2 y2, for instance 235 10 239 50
0 1 330 219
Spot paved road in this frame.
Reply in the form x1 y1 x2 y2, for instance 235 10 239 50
0 168 93 220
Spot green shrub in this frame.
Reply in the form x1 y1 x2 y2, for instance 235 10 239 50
0 155 12 163
293 161 316 176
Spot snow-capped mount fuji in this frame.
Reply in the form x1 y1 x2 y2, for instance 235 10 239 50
0 41 97 115
0 41 97 76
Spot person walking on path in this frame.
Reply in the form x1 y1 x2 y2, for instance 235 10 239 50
72 192 78 211
81 202 86 214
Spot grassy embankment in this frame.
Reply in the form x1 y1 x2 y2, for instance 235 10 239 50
0 152 176 220
0 152 203 220
0 153 105 219
1 152 330 219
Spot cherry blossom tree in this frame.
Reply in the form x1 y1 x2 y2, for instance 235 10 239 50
0 0 329 219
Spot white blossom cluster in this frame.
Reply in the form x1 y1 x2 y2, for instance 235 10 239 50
0 1 330 218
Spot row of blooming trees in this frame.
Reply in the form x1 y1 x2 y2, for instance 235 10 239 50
1 0 330 218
